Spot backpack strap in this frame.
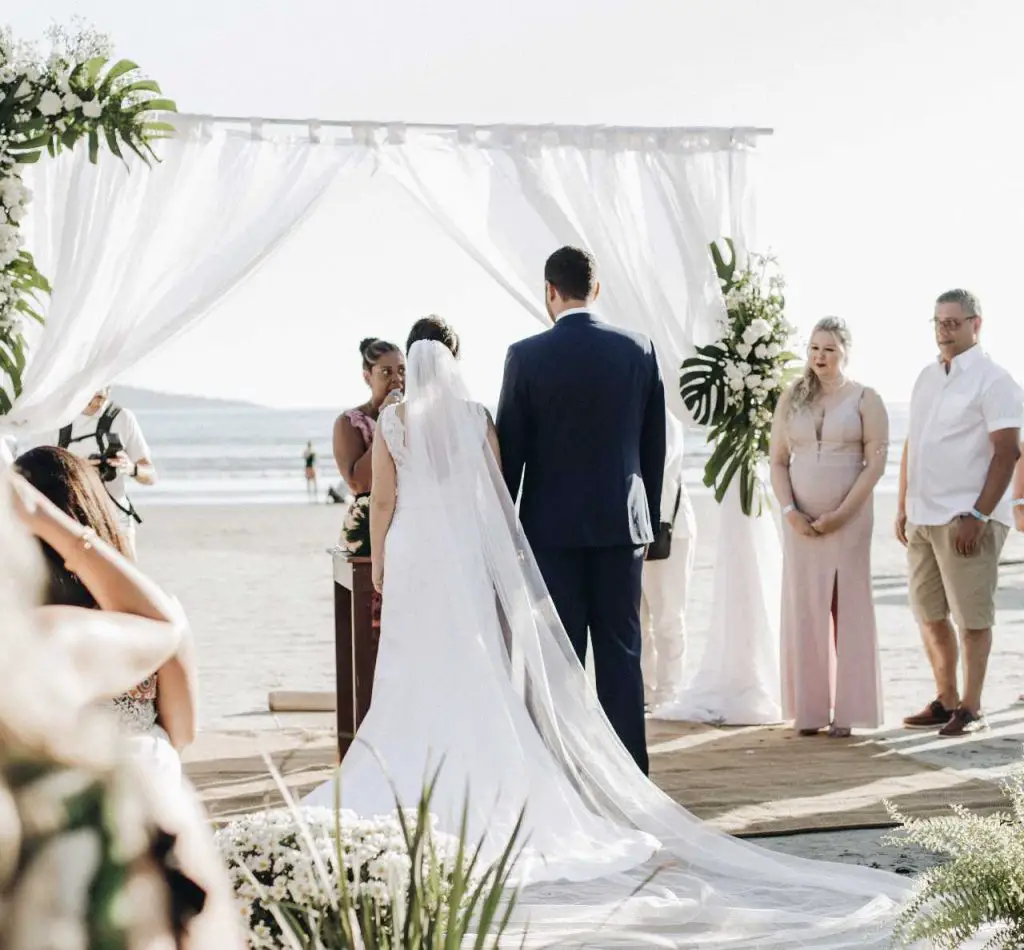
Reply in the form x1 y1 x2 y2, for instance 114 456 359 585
91 404 122 454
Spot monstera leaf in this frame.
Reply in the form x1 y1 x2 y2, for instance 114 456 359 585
680 342 727 427
703 420 767 515
710 237 738 287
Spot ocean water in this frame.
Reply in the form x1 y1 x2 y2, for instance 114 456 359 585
129 403 910 507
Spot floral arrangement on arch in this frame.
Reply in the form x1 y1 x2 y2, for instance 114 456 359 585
679 240 799 516
0 20 175 412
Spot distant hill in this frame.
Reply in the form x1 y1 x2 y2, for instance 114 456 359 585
111 386 264 411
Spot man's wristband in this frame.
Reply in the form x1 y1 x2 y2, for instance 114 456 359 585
966 508 991 523
781 503 796 516
1012 499 1024 509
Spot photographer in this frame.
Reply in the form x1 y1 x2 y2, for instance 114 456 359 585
52 388 156 556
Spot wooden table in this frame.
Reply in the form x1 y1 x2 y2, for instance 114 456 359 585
332 552 381 758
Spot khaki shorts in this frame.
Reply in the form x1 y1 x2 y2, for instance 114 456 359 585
907 520 1009 631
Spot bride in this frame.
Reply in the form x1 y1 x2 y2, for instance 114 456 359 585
305 318 916 947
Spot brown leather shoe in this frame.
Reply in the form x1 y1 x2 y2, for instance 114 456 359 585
938 706 986 738
902 699 953 729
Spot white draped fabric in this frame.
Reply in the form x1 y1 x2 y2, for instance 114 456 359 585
2 117 366 445
0 115 782 729
381 125 758 417
655 472 784 725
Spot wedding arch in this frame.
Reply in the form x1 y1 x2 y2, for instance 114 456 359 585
4 113 782 725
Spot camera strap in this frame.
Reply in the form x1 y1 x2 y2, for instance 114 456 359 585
58 404 122 453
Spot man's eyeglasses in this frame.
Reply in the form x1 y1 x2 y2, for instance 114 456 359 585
931 316 979 331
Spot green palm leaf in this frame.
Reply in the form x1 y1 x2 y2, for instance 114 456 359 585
680 343 727 427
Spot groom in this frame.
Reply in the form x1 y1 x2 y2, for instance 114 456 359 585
496 246 666 774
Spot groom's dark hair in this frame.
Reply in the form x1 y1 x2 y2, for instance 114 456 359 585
545 246 597 302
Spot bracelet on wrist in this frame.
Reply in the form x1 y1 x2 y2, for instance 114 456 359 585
781 503 796 516
1013 499 1024 509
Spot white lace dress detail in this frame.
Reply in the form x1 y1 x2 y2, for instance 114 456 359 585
377 404 408 465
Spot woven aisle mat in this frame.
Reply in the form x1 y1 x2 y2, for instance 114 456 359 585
647 719 1005 836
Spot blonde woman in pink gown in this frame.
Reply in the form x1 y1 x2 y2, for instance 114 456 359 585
770 317 889 737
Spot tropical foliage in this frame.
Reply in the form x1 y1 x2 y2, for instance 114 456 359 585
0 20 175 411
885 765 1024 949
680 240 798 515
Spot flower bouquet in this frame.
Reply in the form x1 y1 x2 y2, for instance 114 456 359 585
680 239 799 515
340 494 370 557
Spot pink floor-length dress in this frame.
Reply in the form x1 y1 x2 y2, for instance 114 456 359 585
781 384 883 730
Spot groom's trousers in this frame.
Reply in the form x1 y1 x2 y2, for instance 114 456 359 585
532 544 649 776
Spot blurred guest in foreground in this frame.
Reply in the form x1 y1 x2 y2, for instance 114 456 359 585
16 446 196 780
0 471 243 949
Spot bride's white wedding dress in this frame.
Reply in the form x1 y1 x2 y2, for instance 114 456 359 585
305 341 915 948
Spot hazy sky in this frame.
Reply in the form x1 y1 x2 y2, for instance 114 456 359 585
10 1 1024 408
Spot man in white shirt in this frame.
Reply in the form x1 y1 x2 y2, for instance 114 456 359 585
641 412 697 709
53 388 157 555
897 290 1022 737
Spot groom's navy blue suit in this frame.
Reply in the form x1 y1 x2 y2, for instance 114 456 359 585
496 310 666 774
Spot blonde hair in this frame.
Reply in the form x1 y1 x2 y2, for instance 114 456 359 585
789 316 852 415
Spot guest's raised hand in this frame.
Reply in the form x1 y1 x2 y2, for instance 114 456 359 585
381 387 404 410
8 471 46 528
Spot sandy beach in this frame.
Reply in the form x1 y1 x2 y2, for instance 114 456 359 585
137 493 1024 872
136 493 1024 729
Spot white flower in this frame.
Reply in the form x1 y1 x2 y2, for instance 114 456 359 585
37 90 63 115
737 361 751 376
62 92 82 111
14 79 32 99
81 98 103 119
745 374 762 390
735 342 752 359
766 342 782 359
754 344 767 360
728 377 744 392
747 318 772 343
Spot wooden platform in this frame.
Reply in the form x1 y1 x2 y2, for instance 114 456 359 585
184 716 1007 834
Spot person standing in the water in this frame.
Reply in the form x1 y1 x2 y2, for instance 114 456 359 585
304 441 318 501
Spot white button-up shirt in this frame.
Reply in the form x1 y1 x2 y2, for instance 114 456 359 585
907 346 1023 527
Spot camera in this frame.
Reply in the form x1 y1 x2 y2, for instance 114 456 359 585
90 433 125 483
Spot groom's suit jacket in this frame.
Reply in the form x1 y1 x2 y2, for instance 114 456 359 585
496 310 666 549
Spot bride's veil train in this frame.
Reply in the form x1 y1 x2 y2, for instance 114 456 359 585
380 340 913 947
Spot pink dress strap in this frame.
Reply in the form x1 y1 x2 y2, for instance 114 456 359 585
344 408 376 447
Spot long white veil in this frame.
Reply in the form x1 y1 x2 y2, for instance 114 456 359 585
400 340 911 948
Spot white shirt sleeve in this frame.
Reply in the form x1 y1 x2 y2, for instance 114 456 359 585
981 373 1024 434
115 409 152 461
